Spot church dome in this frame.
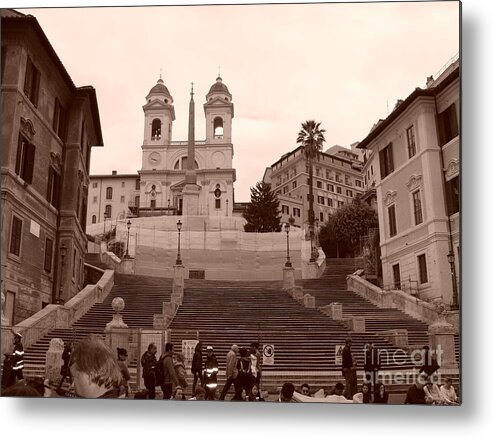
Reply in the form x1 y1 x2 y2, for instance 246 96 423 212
147 78 172 98
207 76 231 97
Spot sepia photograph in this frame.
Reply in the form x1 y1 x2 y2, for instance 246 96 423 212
1 0 463 414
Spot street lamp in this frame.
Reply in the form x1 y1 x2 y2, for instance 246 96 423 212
176 220 182 265
103 212 108 235
447 251 459 310
125 219 131 258
57 243 67 304
285 222 292 268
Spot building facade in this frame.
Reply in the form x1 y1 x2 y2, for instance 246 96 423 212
87 171 139 224
1 10 103 323
357 58 459 305
264 145 364 228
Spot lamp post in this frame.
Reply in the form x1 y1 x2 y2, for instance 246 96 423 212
285 222 292 268
57 243 67 304
176 220 182 265
447 251 459 310
125 219 131 258
103 212 108 235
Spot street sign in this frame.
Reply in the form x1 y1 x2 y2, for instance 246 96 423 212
335 344 345 366
263 344 274 365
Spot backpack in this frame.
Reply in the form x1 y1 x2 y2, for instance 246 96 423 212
154 356 164 387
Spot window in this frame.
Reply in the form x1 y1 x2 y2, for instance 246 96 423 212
93 196 97 203
417 254 428 284
445 176 459 215
106 187 113 200
317 196 325 205
46 166 60 208
1 46 6 83
283 186 288 194
73 249 77 279
319 212 324 222
91 215 97 224
292 181 297 189
282 205 289 214
437 104 459 146
121 181 125 188
135 196 140 207
355 180 362 188
120 195 125 203
412 190 423 225
315 167 320 177
392 264 401 289
151 118 162 139
325 170 330 179
44 238 53 273
336 186 342 194
105 205 112 218
213 117 224 139
15 134 36 184
215 198 221 209
337 201 344 208
371 165 374 176
23 57 40 107
345 176 351 186
150 199 156 209
388 205 397 237
92 182 98 189
9 215 23 257
406 125 416 158
135 179 140 190
293 207 301 217
346 190 353 197
327 198 333 207
336 174 342 183
306 178 310 185
328 184 334 192
52 98 66 139
316 181 322 189
379 143 394 179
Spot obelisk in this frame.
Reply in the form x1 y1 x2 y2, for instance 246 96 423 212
182 82 201 215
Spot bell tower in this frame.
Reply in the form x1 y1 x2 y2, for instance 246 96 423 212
204 76 234 144
142 76 175 146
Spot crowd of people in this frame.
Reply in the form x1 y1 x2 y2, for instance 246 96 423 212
1 333 459 404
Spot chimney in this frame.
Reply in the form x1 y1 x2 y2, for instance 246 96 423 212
112 170 117 175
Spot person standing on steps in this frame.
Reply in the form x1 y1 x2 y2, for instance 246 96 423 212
364 342 380 394
11 332 25 385
191 341 203 396
57 341 73 392
117 347 131 398
342 339 356 399
141 342 157 399
219 344 239 400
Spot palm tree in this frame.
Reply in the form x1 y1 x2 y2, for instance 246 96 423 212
296 120 326 262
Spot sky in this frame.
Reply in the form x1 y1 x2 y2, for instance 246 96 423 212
17 1 460 201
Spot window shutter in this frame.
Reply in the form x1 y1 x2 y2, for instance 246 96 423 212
388 143 394 173
44 238 53 272
24 58 33 97
46 166 54 202
379 149 385 179
15 134 24 175
53 170 60 209
437 111 446 146
449 103 459 139
31 68 40 107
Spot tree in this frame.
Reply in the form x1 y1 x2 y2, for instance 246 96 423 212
319 196 378 257
243 181 282 232
296 120 326 260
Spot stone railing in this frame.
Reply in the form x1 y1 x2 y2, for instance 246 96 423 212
9 270 114 349
347 274 459 331
100 243 135 275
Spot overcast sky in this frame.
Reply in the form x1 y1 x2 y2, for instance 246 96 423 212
20 1 459 201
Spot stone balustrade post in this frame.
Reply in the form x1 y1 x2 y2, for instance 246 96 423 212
173 264 185 295
45 338 64 384
428 318 458 370
351 317 365 333
303 294 315 308
283 267 295 292
328 302 343 320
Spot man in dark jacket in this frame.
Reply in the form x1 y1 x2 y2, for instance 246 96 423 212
341 339 355 398
405 379 428 404
191 341 203 396
141 343 157 399
364 342 381 393
203 346 219 400
161 343 179 399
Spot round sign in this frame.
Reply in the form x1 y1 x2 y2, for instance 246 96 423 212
263 345 274 357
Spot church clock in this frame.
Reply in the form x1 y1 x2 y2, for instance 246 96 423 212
148 152 161 165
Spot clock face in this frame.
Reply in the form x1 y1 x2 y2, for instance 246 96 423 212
148 152 161 165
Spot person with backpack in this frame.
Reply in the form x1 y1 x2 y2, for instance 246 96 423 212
236 347 254 396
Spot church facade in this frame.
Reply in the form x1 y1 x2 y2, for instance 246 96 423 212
87 75 237 222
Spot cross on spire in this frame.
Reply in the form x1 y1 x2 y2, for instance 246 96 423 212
218 65 221 77
190 81 194 98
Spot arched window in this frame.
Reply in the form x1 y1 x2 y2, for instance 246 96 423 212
213 117 224 139
105 204 112 219
91 215 97 224
106 187 113 200
151 119 161 140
